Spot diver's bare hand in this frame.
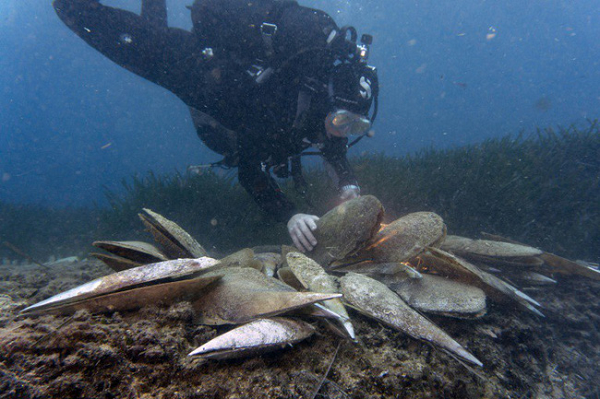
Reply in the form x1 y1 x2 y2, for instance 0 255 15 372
287 213 320 252
340 184 360 201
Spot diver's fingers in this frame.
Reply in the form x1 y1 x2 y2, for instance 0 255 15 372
297 227 314 252
290 231 306 252
307 215 319 231
287 214 320 252
298 220 317 249
292 227 312 252
289 223 310 252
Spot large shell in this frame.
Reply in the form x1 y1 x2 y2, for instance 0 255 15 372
252 245 283 254
188 317 315 359
193 267 341 325
441 235 543 258
422 247 544 317
22 257 220 315
254 252 282 277
480 232 600 280
286 252 354 339
309 195 384 267
26 275 220 315
511 271 557 286
377 273 487 318
91 252 141 272
92 240 168 264
340 272 482 367
218 248 262 270
276 267 304 291
331 261 423 278
139 208 207 259
540 253 600 280
464 254 545 269
355 212 446 264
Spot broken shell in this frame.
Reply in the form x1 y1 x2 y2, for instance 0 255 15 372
340 272 483 367
188 317 315 359
140 208 207 258
309 195 384 267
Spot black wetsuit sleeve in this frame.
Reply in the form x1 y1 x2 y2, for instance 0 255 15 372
321 138 359 188
52 0 206 105
141 0 167 28
237 156 297 223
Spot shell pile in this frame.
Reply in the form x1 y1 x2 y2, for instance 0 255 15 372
21 197 600 366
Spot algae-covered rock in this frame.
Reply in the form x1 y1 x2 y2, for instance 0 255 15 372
309 195 384 267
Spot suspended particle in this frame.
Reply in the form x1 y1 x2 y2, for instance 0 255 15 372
120 33 133 44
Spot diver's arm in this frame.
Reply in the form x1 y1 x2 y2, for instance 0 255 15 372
236 157 319 251
141 0 167 28
52 0 202 101
237 158 298 223
321 138 360 196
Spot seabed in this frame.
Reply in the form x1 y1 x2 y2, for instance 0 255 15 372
1 257 598 399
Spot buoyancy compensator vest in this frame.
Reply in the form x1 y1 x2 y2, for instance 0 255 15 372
190 0 339 83
188 0 380 189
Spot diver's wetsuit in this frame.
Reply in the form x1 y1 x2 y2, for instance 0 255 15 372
53 0 358 222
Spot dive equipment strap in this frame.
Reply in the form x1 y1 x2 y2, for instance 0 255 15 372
245 0 299 84
261 22 278 57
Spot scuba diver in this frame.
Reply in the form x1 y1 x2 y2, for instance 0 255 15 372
52 0 379 252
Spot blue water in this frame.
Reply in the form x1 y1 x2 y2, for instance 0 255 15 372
1 0 599 206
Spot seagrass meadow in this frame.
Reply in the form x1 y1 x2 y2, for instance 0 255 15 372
1 123 600 399
1 123 598 263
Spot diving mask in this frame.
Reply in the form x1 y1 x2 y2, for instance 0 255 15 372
325 109 372 138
